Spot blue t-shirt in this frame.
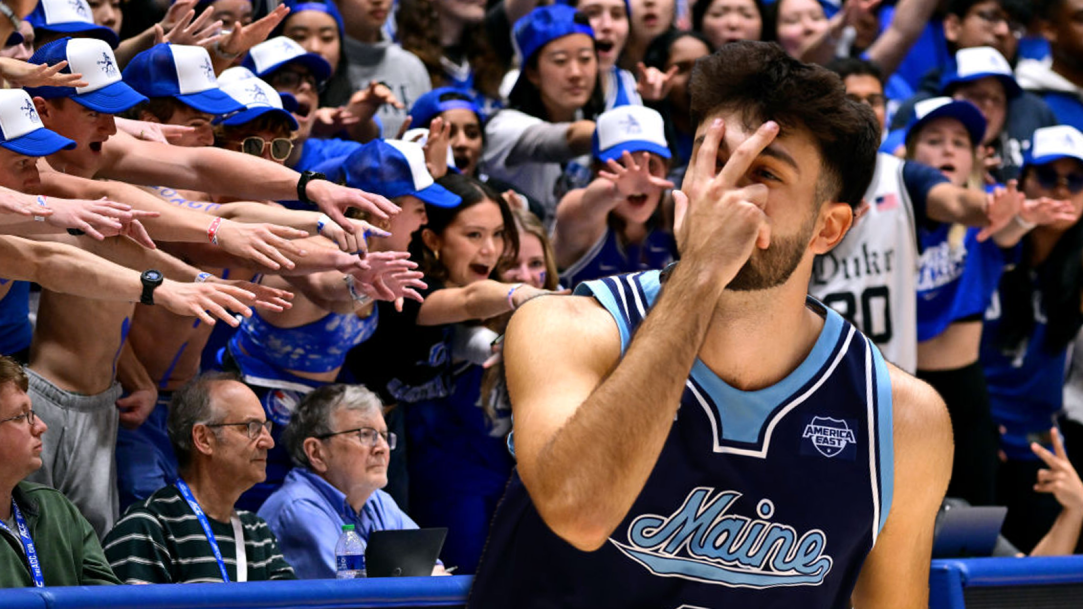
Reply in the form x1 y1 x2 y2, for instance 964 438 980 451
0 280 31 356
259 468 421 579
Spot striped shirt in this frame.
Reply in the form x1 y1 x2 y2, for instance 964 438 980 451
102 484 296 584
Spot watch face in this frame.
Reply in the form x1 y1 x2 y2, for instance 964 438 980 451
145 270 163 282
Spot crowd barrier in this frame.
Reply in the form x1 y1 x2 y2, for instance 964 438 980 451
0 575 473 609
4 558 1083 608
930 556 1083 609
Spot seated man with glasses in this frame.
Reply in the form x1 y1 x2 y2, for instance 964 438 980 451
0 355 121 587
259 384 447 578
102 372 296 584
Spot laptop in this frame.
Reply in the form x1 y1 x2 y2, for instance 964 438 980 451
931 504 1008 559
365 528 448 577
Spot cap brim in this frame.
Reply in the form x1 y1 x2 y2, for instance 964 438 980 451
0 126 76 156
1025 152 1083 170
946 72 1023 99
36 23 119 48
278 92 299 112
217 106 299 130
176 89 246 116
596 140 671 163
72 80 148 113
263 54 332 83
5 31 23 47
415 183 462 208
906 103 987 149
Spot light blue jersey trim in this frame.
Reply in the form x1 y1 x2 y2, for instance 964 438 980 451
688 305 846 445
871 339 894 537
574 270 662 354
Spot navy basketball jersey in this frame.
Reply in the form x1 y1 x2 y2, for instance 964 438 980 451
469 270 894 609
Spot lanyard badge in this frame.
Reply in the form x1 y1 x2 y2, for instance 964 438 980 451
0 499 44 587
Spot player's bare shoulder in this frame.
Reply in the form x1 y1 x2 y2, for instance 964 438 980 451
505 293 623 375
886 364 953 452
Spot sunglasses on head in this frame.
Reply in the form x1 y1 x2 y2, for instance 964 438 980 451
239 136 294 161
1033 165 1083 194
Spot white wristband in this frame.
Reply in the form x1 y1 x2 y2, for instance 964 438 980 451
343 275 373 306
1013 215 1037 231
194 272 214 283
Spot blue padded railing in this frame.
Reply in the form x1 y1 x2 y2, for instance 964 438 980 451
930 556 1083 609
0 575 474 609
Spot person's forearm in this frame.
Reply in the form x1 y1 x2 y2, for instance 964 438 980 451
417 279 515 325
866 0 937 77
508 122 582 165
150 143 301 202
71 232 203 281
116 341 155 394
553 181 619 266
527 263 723 547
0 235 148 301
927 184 989 226
113 27 156 69
283 272 356 314
1030 509 1083 556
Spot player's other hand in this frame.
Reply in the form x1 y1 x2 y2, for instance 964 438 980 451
675 117 777 289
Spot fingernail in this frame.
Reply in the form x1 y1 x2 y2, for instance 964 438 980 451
712 118 722 128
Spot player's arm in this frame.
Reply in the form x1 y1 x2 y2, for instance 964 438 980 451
851 366 952 608
100 130 399 228
510 118 774 551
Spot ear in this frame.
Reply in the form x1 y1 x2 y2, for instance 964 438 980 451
304 437 329 474
810 201 853 255
943 14 962 44
32 97 50 120
139 110 162 124
191 424 217 458
421 227 441 255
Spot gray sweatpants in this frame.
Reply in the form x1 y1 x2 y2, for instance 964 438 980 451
24 367 122 539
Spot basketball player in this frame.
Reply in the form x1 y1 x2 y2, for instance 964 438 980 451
469 41 953 607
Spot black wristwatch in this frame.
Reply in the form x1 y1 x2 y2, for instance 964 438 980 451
140 270 163 305
297 170 326 205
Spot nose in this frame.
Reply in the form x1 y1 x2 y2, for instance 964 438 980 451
257 425 275 448
101 113 117 136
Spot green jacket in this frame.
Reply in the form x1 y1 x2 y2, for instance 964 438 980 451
0 482 120 588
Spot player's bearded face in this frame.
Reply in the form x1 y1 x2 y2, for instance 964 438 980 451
727 205 817 292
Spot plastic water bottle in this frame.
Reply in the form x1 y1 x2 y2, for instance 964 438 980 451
335 524 366 579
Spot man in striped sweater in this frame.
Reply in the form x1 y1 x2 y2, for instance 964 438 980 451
102 373 295 583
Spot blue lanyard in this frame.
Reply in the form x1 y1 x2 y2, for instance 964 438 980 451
174 479 231 583
0 499 44 587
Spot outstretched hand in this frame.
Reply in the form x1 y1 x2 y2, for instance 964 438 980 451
635 62 678 102
598 151 674 201
1032 427 1083 514
977 179 1024 242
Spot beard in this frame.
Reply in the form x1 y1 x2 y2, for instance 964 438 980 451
727 214 816 292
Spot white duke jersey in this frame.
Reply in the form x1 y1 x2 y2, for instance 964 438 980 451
810 153 919 373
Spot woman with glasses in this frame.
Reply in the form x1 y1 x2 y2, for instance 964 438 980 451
259 384 449 578
982 125 1083 553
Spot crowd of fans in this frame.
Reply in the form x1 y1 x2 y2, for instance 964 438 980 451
1 0 1083 592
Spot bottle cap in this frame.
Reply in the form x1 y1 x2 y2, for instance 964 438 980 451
342 524 355 532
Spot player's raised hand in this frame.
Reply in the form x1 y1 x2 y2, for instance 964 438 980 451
676 117 778 286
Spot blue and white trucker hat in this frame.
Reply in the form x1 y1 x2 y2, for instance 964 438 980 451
940 46 1022 99
26 0 119 47
242 36 332 83
592 105 671 163
904 96 987 148
122 43 245 116
25 37 147 113
336 139 461 208
216 67 299 130
1024 125 1083 170
0 89 75 156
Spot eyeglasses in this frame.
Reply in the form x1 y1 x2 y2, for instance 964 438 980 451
847 92 886 108
204 419 273 440
317 427 397 450
238 137 294 161
268 69 320 92
972 8 1026 39
0 409 35 427
1033 166 1083 194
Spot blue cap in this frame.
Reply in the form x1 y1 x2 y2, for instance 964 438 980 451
904 97 987 149
513 5 594 66
1024 125 1083 170
592 105 671 162
277 0 345 42
940 46 1022 100
242 36 332 84
335 139 461 208
27 0 120 48
25 38 147 113
409 87 480 129
123 43 245 116
215 67 299 130
0 89 75 156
